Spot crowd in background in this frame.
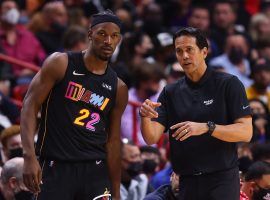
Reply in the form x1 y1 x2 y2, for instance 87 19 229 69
1 0 270 199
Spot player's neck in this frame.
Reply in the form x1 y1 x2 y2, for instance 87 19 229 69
83 49 108 75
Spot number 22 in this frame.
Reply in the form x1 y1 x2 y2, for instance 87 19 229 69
74 109 100 131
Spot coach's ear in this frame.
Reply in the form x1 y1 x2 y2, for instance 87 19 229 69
202 47 208 59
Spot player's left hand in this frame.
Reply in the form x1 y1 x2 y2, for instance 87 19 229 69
170 121 208 141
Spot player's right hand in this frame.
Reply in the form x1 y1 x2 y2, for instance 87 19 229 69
23 155 42 194
139 99 161 118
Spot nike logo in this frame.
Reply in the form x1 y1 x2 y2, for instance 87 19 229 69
93 194 111 200
243 105 250 109
73 70 85 76
203 99 214 106
96 160 102 165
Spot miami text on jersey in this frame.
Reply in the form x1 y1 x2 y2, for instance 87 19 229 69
65 81 110 111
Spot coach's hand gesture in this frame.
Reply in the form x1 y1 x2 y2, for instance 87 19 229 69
23 155 42 194
139 99 161 118
170 121 208 141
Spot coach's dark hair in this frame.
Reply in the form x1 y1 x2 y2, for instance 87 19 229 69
173 27 208 50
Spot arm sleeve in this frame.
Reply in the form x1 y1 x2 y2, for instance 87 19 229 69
152 87 169 131
225 76 251 122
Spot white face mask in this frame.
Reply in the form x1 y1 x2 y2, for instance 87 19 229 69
1 8 20 25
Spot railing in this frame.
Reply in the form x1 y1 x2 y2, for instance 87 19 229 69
0 53 39 72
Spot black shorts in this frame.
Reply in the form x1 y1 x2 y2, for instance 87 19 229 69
178 167 240 200
36 159 111 200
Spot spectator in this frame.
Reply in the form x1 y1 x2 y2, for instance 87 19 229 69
211 0 246 52
0 72 20 125
251 143 270 163
34 1 68 54
0 46 12 86
187 5 220 59
140 146 161 180
0 157 33 200
256 39 270 61
238 143 253 178
67 7 89 28
126 31 154 69
187 5 210 34
144 172 179 200
0 0 46 77
0 125 22 162
141 2 166 38
210 34 253 87
153 32 175 67
167 0 192 32
0 91 19 126
120 140 150 200
115 8 134 34
249 13 270 44
62 25 88 51
121 61 164 146
241 161 270 200
150 164 172 190
249 99 270 143
246 58 270 109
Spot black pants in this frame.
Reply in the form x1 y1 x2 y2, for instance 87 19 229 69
36 159 111 200
178 167 240 200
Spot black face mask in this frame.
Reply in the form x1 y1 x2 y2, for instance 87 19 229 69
143 159 157 174
126 161 142 178
253 187 270 200
228 47 244 65
51 22 67 34
15 190 33 200
143 49 154 58
164 54 176 65
252 113 267 121
9 147 23 159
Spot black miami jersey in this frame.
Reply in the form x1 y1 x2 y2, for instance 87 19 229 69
36 51 118 161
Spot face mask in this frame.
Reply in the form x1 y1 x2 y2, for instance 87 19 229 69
126 161 142 178
254 81 268 90
143 49 154 58
253 187 270 200
14 190 33 200
228 47 244 65
165 54 177 65
9 147 23 159
143 159 157 174
252 113 267 121
1 8 20 25
51 22 67 34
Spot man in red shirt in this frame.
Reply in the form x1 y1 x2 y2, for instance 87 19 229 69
0 0 46 77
